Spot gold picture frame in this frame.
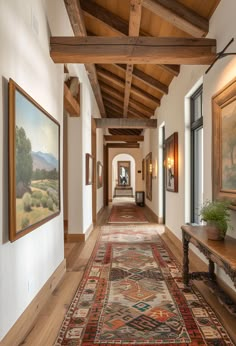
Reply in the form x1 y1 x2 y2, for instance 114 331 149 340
9 79 60 242
212 77 236 208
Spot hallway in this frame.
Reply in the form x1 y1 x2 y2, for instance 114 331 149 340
2 1 236 345
16 200 236 345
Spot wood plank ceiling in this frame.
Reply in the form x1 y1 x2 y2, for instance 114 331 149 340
62 0 220 138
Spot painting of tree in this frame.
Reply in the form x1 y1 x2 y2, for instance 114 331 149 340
15 126 33 197
9 79 60 241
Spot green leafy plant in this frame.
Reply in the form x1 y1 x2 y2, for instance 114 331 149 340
199 199 233 237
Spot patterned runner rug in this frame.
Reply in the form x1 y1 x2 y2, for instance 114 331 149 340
55 225 233 345
108 203 149 223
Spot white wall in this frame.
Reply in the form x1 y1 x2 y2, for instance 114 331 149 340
142 129 159 212
47 0 102 234
67 66 102 234
0 0 64 340
112 154 135 197
146 0 236 291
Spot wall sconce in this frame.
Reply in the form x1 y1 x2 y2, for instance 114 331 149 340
167 157 174 175
149 162 153 174
152 159 158 179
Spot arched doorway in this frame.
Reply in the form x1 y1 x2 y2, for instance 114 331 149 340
111 154 135 201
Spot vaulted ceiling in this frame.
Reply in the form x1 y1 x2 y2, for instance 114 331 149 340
52 0 220 138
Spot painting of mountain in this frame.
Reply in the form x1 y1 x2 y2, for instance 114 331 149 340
9 80 60 241
32 151 58 171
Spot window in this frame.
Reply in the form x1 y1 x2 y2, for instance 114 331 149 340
191 86 203 223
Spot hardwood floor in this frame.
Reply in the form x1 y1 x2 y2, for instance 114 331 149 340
20 203 236 345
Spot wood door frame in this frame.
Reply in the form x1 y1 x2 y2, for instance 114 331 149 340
104 144 108 206
91 118 97 223
63 112 68 233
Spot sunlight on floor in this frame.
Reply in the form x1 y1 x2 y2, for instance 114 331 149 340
111 196 135 204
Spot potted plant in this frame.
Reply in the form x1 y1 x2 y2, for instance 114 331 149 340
199 199 232 240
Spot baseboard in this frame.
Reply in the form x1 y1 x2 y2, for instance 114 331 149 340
1 259 66 346
65 233 85 242
145 204 159 223
65 223 94 242
96 206 104 219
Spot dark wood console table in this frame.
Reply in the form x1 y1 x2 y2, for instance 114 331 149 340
181 225 236 314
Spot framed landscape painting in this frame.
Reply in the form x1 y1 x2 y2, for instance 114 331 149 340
212 77 236 208
9 79 60 242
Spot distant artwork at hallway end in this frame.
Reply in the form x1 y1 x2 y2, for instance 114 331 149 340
9 79 60 242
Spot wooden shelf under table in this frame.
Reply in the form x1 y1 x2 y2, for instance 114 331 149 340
181 225 236 314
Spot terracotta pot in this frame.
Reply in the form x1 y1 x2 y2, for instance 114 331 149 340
205 221 225 240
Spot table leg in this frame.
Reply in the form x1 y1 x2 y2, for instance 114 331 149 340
182 231 190 285
209 259 215 281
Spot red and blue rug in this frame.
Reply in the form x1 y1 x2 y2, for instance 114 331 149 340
108 203 149 224
55 226 233 345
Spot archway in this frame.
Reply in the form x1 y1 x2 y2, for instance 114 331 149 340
111 154 135 200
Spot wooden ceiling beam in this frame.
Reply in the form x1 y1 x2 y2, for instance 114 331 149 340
101 81 154 116
95 118 157 129
128 106 149 119
106 111 123 118
129 98 154 116
97 67 125 89
63 0 106 117
64 82 80 116
103 93 124 109
107 143 140 148
101 84 153 117
100 82 124 102
133 67 168 94
80 0 180 76
104 135 144 142
116 64 168 94
102 91 124 104
130 86 160 106
109 128 143 136
159 64 180 76
105 103 146 120
123 0 143 118
80 0 128 36
142 0 209 37
123 64 134 118
50 37 216 65
97 67 161 106
104 101 124 113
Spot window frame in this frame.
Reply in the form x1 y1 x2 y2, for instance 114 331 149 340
190 85 203 223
